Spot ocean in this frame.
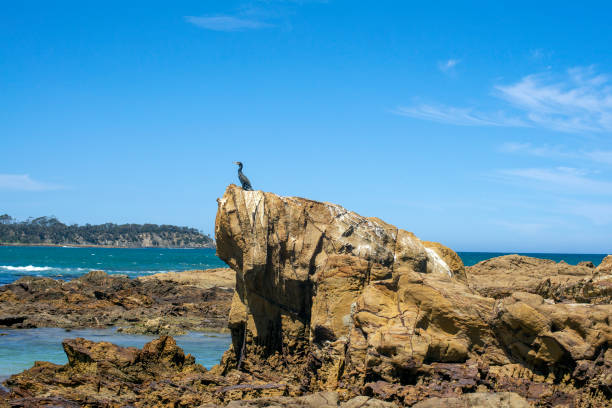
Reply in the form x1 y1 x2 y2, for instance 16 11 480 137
0 246 227 285
0 246 608 285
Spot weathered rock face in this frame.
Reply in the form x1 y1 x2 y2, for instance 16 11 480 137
411 392 530 408
467 254 612 304
0 269 233 334
140 267 236 290
204 391 398 407
596 255 612 276
215 185 612 406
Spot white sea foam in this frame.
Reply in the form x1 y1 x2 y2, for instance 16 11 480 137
0 265 54 272
0 266 91 274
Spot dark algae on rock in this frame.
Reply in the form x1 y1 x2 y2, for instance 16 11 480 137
0 269 233 335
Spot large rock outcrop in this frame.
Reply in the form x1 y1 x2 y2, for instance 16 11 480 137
215 185 612 406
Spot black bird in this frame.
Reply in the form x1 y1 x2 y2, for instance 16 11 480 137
234 161 253 191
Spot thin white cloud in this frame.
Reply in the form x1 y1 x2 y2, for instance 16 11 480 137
492 220 549 234
438 59 460 73
0 174 63 191
185 1 328 33
562 201 612 225
529 48 553 61
498 142 574 158
395 105 528 127
498 167 612 195
500 142 612 165
496 67 612 132
398 66 612 133
185 15 272 31
585 150 612 164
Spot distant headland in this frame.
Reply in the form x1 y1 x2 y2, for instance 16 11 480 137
0 214 214 248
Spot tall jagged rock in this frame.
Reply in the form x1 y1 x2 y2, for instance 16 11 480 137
216 186 482 384
215 185 612 406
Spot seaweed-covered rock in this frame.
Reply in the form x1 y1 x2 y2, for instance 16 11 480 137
0 269 233 334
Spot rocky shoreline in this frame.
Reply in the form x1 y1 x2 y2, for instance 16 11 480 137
0 268 234 335
0 242 216 248
1 185 611 407
467 253 612 304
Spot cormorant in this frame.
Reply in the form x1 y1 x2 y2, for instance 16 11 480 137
234 161 253 191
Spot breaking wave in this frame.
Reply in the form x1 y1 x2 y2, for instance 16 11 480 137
0 265 54 272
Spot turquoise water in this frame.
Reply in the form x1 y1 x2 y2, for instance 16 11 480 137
0 246 227 285
457 252 607 267
0 328 231 382
0 246 608 285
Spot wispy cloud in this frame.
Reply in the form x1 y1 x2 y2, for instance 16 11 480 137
500 142 612 165
185 15 272 31
438 59 460 73
397 66 612 133
185 0 325 32
498 167 612 195
529 48 553 61
492 220 550 234
395 105 527 127
498 142 574 158
496 67 612 132
562 201 612 225
585 150 612 164
0 174 63 191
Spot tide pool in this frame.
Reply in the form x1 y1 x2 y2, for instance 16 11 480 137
0 328 231 383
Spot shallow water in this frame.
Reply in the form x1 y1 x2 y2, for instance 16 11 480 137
0 328 231 382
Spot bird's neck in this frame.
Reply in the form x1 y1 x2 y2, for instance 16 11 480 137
238 164 243 171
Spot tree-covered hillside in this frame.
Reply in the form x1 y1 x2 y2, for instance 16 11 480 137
0 215 214 248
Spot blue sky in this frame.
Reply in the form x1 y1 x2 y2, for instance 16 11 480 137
1 1 612 253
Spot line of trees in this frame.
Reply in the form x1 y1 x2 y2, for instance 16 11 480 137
0 214 214 247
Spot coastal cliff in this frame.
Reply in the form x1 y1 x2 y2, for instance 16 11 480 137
0 215 214 248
